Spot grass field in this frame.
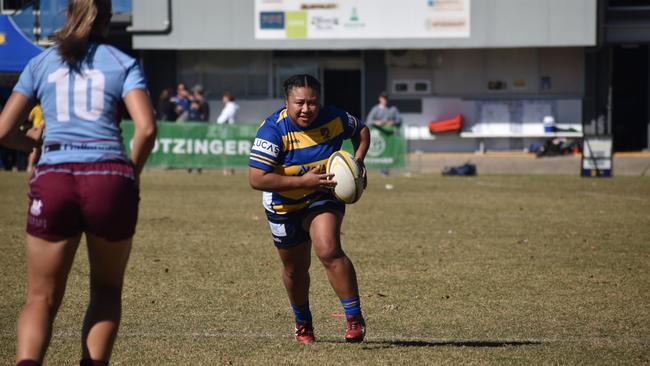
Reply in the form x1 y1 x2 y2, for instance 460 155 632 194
1 171 649 365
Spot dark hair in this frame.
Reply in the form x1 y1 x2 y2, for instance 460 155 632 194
56 0 112 65
283 74 321 98
223 91 234 101
159 88 172 101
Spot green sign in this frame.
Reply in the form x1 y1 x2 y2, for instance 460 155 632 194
343 126 406 169
285 11 308 38
121 122 258 169
121 122 405 169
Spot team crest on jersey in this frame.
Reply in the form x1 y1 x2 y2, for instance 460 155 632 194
30 199 43 216
320 127 330 138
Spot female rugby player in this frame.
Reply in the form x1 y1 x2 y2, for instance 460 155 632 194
0 1 156 364
249 74 370 344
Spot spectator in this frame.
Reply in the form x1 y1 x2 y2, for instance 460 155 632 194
157 88 177 122
188 101 203 122
192 84 210 121
172 83 191 122
366 92 402 133
216 92 239 124
366 92 402 176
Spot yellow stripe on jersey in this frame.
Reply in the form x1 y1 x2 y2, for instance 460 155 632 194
250 156 276 167
274 158 328 200
272 201 311 214
250 152 277 166
281 117 344 151
276 109 288 123
274 158 328 176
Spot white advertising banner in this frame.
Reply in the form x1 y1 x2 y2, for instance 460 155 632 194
255 0 470 40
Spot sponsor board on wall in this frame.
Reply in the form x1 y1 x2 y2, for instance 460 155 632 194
255 0 470 39
120 122 406 169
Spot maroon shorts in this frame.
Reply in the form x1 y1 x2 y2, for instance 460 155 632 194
27 161 140 242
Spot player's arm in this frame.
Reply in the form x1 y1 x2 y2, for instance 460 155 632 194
0 92 38 152
249 166 335 192
124 89 157 177
352 125 370 163
351 123 370 188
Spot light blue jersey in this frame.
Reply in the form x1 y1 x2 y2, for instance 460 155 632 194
13 42 147 165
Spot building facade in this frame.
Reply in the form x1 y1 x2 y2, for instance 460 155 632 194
86 0 649 151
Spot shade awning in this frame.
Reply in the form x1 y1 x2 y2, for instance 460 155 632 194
0 15 42 73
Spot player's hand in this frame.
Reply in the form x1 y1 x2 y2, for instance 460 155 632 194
356 159 367 189
26 124 44 146
301 165 336 191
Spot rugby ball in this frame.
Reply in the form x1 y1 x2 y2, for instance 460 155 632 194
326 150 364 204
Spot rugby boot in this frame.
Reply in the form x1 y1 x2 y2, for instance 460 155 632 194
294 321 315 344
344 315 366 343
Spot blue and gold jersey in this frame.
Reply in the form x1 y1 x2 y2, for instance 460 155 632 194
250 105 363 215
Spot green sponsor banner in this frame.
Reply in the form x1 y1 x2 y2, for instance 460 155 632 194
121 122 405 169
343 126 406 169
121 122 259 169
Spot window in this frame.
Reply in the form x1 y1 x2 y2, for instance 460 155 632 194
391 80 431 95
178 51 272 99
392 80 410 94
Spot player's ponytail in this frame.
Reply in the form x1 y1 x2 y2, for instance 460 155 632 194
56 0 112 65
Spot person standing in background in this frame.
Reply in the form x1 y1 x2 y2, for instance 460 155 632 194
366 92 402 133
172 83 191 122
366 92 402 176
216 92 239 124
192 85 210 122
157 88 177 122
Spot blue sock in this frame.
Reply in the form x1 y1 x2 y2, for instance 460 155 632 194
291 302 312 324
340 297 362 317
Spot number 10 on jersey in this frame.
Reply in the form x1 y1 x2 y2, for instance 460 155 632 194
48 68 105 122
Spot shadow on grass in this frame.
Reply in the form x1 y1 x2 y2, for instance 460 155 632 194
321 339 542 349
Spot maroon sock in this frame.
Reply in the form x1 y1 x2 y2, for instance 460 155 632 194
16 361 41 366
79 359 108 366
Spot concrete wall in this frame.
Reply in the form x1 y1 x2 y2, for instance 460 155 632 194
133 0 597 50
387 48 585 98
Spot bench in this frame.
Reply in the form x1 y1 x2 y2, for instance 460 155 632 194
404 125 436 140
460 123 583 153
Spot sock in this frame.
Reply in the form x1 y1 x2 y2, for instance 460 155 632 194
79 359 108 366
340 297 362 317
291 302 312 324
16 361 40 366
